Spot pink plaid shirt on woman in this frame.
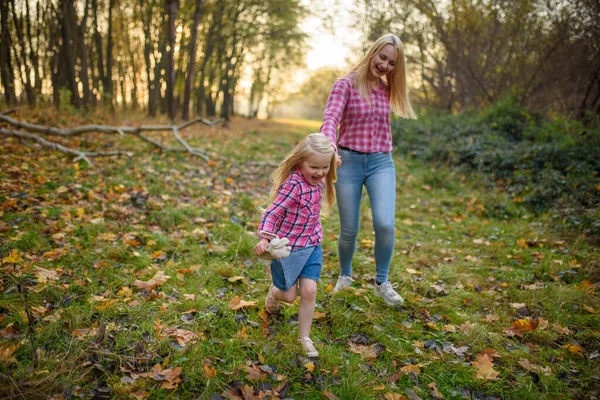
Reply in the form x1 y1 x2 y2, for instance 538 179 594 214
258 170 323 250
320 73 393 153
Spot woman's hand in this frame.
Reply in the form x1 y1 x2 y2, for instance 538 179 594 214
254 239 270 256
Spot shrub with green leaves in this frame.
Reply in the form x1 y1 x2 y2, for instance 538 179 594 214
392 99 600 238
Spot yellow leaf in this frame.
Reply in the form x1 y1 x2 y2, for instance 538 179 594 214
0 343 20 364
562 343 584 355
2 249 23 264
583 304 596 313
237 326 248 339
313 311 328 320
304 361 315 372
400 364 421 375
516 238 528 248
406 268 422 275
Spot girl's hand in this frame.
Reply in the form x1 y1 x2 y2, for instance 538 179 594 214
254 239 269 256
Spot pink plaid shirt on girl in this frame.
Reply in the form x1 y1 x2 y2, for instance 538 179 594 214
258 169 323 250
320 73 393 153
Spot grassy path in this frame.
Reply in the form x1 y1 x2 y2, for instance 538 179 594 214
0 116 598 399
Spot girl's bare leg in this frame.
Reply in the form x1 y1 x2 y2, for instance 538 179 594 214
297 278 317 338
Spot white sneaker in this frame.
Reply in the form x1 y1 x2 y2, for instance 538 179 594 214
299 336 319 357
333 275 353 293
374 281 404 306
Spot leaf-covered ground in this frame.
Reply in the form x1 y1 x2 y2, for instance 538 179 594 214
0 111 599 399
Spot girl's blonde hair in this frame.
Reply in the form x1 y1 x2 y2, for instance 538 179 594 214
351 33 417 119
268 133 337 214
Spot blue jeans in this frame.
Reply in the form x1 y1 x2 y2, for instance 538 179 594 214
335 148 396 283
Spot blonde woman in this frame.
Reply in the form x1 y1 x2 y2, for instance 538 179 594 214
320 33 417 306
254 133 337 357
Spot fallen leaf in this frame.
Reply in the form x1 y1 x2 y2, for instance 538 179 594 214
562 343 584 355
384 393 407 400
133 270 170 290
406 268 422 275
227 296 257 310
348 342 384 360
0 343 19 364
471 354 499 380
400 364 421 375
428 381 443 399
2 249 23 264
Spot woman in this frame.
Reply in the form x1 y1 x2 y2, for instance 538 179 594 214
320 33 416 306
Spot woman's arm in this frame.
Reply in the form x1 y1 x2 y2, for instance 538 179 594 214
320 78 350 147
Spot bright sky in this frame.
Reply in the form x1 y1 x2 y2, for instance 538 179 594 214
292 0 362 86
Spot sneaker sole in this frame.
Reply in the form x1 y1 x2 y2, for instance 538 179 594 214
374 293 404 306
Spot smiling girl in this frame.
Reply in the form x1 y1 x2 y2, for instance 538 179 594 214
254 133 337 357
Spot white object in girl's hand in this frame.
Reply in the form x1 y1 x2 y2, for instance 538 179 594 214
268 236 291 260
260 231 291 260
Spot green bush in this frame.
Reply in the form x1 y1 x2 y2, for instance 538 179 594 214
392 101 600 238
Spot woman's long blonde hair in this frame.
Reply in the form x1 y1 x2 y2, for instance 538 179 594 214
268 133 337 214
351 33 417 119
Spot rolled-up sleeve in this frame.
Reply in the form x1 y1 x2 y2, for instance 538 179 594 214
320 78 350 147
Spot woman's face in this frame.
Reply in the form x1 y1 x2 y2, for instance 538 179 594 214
368 43 398 81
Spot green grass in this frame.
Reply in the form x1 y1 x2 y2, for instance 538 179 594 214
0 115 598 399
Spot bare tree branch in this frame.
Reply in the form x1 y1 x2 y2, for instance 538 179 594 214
0 114 225 163
0 127 131 166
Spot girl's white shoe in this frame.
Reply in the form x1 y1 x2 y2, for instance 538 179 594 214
299 336 319 357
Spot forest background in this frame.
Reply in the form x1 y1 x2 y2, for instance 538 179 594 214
0 0 599 399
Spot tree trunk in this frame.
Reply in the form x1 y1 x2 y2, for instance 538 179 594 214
60 0 81 108
182 0 204 120
92 0 104 103
103 0 115 110
77 0 92 107
165 0 179 120
0 0 17 105
10 0 35 107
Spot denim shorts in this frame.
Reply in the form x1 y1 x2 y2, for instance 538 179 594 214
270 245 322 291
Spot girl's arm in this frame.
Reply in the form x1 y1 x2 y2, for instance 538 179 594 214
257 181 299 238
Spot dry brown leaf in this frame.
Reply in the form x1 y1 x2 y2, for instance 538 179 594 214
203 364 217 378
471 354 499 380
313 311 328 320
133 270 170 290
428 381 443 399
35 267 60 284
348 342 381 360
128 391 150 400
0 343 19 364
400 364 421 375
245 365 266 381
323 390 339 400
227 296 257 310
384 393 407 400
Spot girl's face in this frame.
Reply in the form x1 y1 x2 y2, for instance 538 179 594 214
300 152 331 185
368 43 398 81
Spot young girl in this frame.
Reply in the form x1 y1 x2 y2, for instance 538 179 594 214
254 133 337 358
